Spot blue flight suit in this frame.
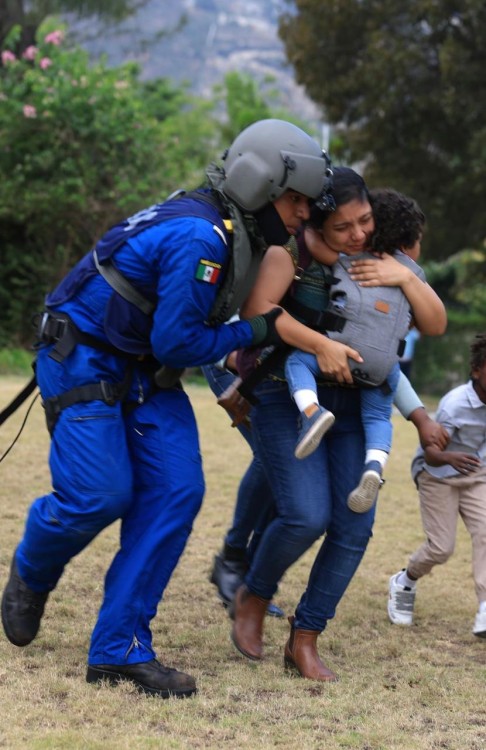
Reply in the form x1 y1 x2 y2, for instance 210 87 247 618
16 197 255 665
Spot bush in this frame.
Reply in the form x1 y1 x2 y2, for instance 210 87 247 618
0 20 216 346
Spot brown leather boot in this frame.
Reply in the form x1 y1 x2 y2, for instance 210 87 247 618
231 584 270 661
284 616 338 681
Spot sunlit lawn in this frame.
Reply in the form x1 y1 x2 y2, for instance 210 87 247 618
0 377 484 749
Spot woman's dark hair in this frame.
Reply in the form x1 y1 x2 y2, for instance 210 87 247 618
470 334 486 372
308 166 370 230
370 188 425 253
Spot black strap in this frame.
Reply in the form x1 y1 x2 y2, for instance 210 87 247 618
0 374 37 427
35 311 128 363
237 346 291 404
43 372 133 435
285 298 346 333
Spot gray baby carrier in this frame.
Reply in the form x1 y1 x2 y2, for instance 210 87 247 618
327 251 425 387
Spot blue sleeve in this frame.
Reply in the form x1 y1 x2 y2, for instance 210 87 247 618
133 217 254 367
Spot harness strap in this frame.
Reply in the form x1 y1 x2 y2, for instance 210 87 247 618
93 249 155 315
43 370 133 435
35 311 128 363
284 298 347 333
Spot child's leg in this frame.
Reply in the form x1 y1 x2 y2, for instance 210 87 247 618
458 467 486 636
388 469 458 626
284 350 335 459
347 363 400 513
285 350 322 410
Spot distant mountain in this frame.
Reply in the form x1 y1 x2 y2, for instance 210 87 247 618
73 0 321 123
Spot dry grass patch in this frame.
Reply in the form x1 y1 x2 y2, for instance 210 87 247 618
0 377 485 750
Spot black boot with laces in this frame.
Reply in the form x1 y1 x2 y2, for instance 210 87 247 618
86 659 197 698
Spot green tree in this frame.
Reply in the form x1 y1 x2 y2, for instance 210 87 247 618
214 70 318 145
279 0 486 260
0 19 216 346
0 1 154 50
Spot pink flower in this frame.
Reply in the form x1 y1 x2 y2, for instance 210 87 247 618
39 57 52 70
22 46 38 61
44 30 64 46
23 104 37 118
1 50 16 65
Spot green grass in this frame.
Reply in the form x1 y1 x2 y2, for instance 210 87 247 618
0 378 485 749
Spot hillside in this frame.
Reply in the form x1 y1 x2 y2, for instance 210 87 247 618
73 0 320 122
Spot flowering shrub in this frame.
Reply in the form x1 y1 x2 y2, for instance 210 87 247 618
0 20 216 345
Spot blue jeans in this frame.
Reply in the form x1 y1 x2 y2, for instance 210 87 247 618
285 351 400 453
247 378 374 632
201 364 274 554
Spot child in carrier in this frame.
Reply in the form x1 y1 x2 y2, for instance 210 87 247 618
285 184 439 513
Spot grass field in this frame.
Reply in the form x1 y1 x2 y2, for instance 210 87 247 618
0 377 485 750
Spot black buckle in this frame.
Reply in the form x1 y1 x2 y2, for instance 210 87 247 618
314 310 346 333
100 381 118 406
36 312 69 343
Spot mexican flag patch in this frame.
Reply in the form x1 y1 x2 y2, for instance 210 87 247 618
195 259 222 284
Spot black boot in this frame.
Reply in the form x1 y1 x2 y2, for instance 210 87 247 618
1 554 49 647
209 546 247 607
86 659 197 698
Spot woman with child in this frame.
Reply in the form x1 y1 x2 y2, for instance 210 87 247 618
229 168 447 681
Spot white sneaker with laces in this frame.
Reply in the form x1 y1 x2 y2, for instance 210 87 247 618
473 610 486 638
388 571 416 626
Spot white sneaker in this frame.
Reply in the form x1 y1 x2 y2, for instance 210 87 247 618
388 571 416 626
473 610 486 638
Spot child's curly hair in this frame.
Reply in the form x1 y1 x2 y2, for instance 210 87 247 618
470 334 486 371
370 188 425 253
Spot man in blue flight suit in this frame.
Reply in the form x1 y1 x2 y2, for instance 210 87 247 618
1 119 334 698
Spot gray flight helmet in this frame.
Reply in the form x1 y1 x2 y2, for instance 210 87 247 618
221 119 333 213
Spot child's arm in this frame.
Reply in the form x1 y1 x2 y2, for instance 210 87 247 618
348 253 446 335
424 445 482 473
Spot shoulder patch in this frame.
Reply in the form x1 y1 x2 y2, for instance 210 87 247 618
195 259 222 284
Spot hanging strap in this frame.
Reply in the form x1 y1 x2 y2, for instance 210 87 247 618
0 373 37 427
236 346 291 405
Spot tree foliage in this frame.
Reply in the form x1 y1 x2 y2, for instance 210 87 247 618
0 13 299 348
214 70 313 145
0 19 216 346
0 0 151 51
279 0 486 261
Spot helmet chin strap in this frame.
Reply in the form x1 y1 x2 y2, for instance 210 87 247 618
254 203 290 246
